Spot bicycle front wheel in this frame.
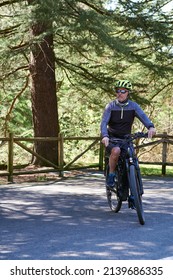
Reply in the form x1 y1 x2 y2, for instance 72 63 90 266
129 165 145 225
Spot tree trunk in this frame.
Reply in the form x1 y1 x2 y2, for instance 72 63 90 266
29 21 59 166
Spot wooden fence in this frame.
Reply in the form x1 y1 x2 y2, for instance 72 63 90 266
137 132 173 175
0 132 173 182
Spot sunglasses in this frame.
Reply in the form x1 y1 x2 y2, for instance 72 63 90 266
116 89 129 94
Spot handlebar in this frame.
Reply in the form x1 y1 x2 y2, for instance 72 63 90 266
109 132 148 144
126 132 148 140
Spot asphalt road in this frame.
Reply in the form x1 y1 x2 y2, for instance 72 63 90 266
0 172 173 260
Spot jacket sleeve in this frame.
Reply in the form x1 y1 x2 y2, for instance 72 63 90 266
134 103 155 129
100 103 112 138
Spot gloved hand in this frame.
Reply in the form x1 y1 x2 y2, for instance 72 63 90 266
148 127 156 138
102 137 109 147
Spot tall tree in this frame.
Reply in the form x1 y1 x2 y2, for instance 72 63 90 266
0 0 173 165
28 0 59 165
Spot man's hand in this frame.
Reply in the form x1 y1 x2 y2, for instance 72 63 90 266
102 136 109 147
148 127 156 138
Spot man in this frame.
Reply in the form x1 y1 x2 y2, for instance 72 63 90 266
100 79 156 188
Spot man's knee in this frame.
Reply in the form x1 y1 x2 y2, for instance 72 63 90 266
111 147 121 157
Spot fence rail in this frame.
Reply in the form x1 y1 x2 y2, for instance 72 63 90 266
0 132 172 182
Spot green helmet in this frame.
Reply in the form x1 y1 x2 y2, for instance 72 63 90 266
114 80 132 90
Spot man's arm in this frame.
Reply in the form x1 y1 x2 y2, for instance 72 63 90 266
134 102 156 138
100 102 112 138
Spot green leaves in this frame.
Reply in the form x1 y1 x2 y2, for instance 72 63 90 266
0 0 173 139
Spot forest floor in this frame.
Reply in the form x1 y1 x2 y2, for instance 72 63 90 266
0 165 100 184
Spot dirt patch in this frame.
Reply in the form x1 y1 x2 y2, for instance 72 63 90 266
0 165 94 184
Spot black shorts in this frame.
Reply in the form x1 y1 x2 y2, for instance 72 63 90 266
106 138 128 158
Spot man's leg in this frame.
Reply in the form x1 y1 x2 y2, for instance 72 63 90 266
107 146 121 188
109 146 121 173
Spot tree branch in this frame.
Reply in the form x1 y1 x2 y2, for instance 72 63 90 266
0 65 29 81
4 74 30 136
79 0 112 15
0 24 21 36
0 0 23 7
150 82 173 100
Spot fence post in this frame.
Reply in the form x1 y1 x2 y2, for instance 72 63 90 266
8 132 14 182
162 132 167 176
58 133 64 177
99 140 104 171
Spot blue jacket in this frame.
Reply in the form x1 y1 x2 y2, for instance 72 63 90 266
100 99 154 138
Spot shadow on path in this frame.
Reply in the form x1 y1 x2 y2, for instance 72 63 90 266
0 174 173 260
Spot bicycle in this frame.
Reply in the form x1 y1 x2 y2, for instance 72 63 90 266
105 132 147 225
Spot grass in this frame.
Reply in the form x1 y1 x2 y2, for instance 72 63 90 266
140 164 173 177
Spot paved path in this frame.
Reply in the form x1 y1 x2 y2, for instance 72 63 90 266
0 173 173 260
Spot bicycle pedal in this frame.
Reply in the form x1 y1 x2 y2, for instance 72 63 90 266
106 183 115 190
129 203 136 210
128 198 136 210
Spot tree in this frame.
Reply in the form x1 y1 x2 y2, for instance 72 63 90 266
0 0 173 165
28 0 59 165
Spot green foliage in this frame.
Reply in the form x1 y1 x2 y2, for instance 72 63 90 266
0 0 173 143
140 165 173 177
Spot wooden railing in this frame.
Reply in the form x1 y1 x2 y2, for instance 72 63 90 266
0 132 173 182
0 133 103 182
137 132 173 175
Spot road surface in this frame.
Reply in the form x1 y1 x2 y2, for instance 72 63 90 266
0 172 173 260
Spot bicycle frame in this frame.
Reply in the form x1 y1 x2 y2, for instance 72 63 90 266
105 132 147 224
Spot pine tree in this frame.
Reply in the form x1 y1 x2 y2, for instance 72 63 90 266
0 0 172 165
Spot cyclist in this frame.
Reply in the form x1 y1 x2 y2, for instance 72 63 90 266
100 79 156 189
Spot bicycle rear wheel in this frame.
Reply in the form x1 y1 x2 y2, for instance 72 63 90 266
129 165 145 225
105 166 122 213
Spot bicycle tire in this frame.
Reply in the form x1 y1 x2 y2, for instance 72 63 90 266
129 165 145 225
105 165 122 213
